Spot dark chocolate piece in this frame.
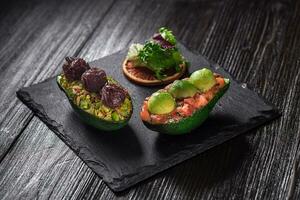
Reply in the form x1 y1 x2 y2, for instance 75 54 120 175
81 68 107 93
63 57 90 81
101 84 126 108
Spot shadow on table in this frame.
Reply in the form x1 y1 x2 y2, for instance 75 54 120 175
168 134 252 192
147 112 251 192
65 112 144 161
153 112 240 158
115 133 251 197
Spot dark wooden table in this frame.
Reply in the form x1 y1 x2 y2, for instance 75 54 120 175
0 0 299 199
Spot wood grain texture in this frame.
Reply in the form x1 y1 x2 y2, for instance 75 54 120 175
0 0 115 159
0 0 300 199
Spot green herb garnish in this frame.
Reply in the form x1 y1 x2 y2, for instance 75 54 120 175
126 27 187 79
159 27 176 45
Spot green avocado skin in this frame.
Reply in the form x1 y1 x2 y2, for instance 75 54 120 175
143 80 230 135
57 76 131 131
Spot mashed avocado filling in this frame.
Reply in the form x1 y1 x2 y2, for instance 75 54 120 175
58 74 132 122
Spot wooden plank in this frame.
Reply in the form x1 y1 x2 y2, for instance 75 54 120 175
1 0 300 199
0 0 116 159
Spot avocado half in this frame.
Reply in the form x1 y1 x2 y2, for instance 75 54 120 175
142 79 230 135
57 76 132 131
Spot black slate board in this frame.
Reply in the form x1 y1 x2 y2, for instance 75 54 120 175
16 44 280 192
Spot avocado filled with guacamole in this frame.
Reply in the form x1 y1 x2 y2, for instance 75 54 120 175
140 68 230 135
57 57 133 131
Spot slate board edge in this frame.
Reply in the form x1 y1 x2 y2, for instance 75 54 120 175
15 87 280 192
16 89 113 188
16 85 280 192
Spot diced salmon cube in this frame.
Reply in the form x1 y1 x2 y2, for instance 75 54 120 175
177 103 194 117
194 94 208 108
151 114 167 124
216 77 225 87
140 102 151 121
203 90 214 101
184 98 196 107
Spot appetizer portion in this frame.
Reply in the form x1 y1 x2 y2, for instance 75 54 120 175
140 68 230 135
123 27 188 86
57 57 133 131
